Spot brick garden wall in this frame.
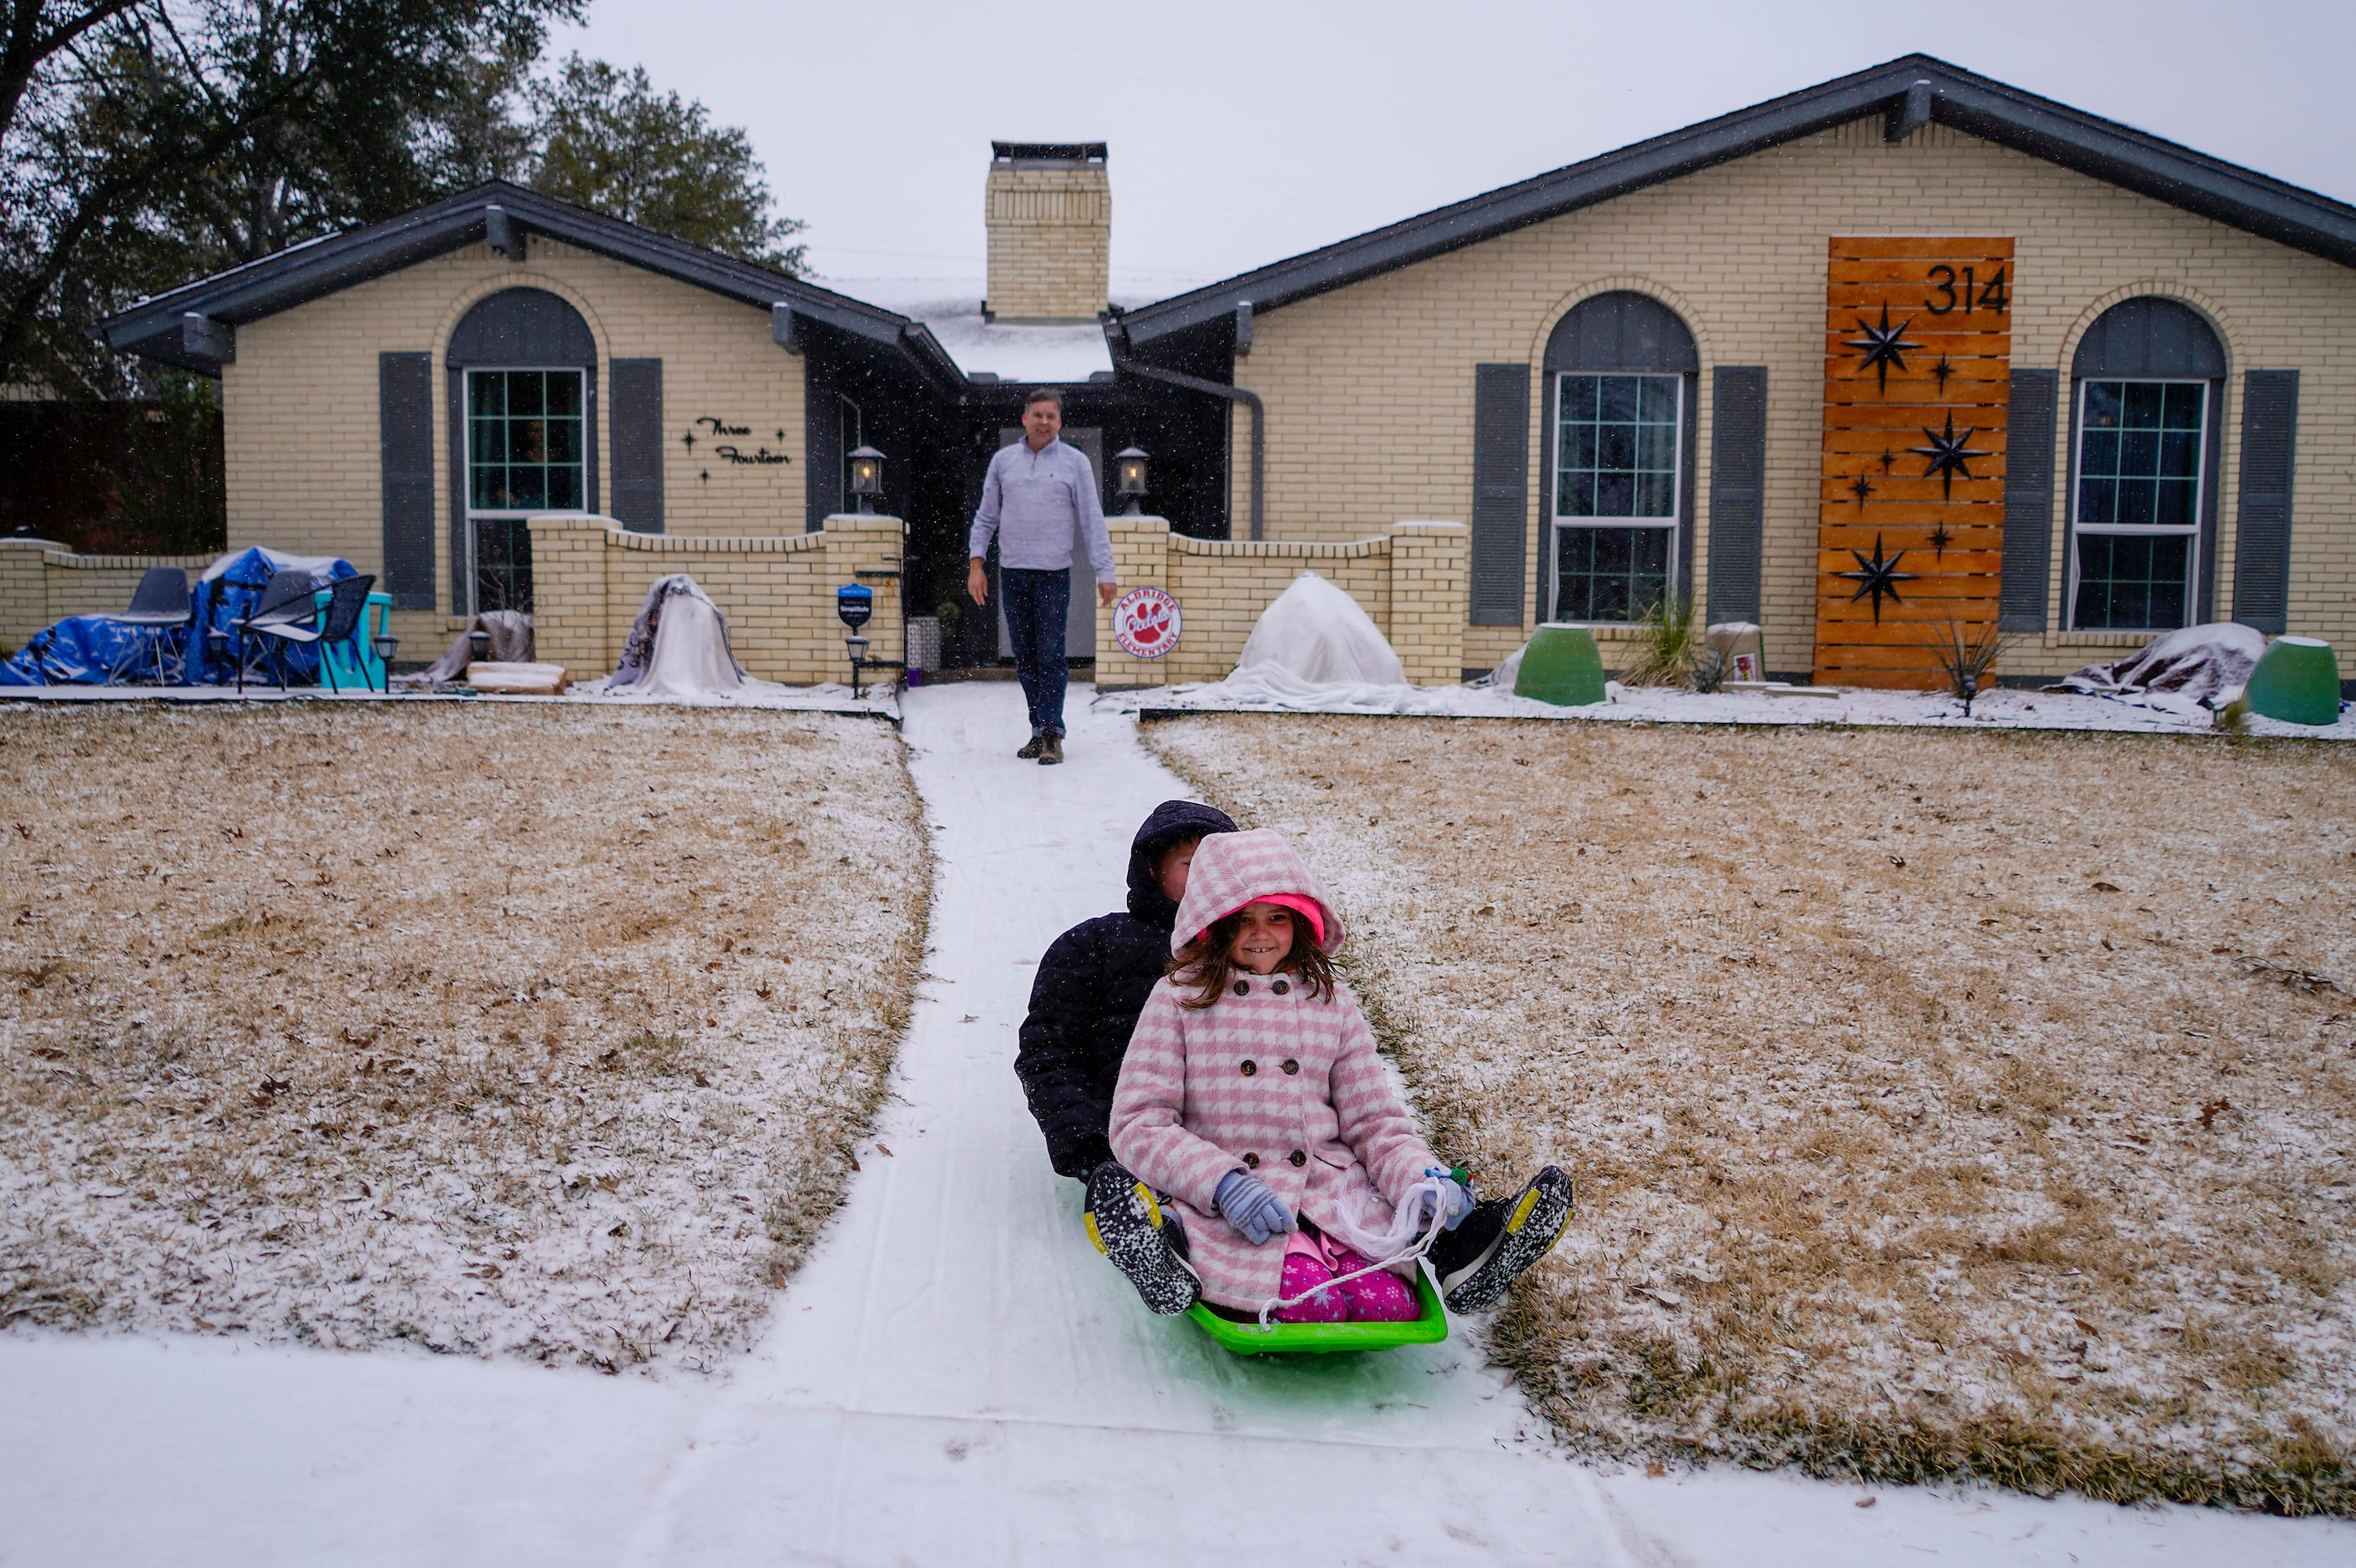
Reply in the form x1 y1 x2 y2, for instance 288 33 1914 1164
529 513 902 685
1093 516 1465 688
1226 118 2356 679
0 539 220 653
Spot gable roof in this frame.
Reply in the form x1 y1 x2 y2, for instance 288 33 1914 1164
100 181 963 386
1116 54 2356 349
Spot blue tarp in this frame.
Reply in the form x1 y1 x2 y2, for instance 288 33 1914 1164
0 548 356 687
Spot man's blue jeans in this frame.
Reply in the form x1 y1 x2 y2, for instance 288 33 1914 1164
1001 566 1070 738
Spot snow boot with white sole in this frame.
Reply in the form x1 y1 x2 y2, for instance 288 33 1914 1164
1084 1161 1200 1316
1427 1166 1573 1314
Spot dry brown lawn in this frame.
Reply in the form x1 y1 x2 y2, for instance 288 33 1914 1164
1147 715 2354 1515
0 703 926 1373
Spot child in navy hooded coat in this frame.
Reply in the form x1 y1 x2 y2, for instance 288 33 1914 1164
1015 800 1237 1179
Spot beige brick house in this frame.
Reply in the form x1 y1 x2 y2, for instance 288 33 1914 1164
101 185 969 655
1116 55 2356 687
103 59 2354 690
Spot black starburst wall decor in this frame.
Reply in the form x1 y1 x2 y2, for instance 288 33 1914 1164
1837 533 1919 623
1929 521 1954 559
1910 412 1989 498
1879 446 1897 475
1848 473 1874 507
1844 304 1922 392
1930 354 1955 392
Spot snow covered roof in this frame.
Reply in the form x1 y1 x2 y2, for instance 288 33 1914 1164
822 279 1169 385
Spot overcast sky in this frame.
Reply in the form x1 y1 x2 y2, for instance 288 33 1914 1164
553 0 2354 301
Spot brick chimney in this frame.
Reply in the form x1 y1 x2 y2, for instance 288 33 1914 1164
984 142 1109 323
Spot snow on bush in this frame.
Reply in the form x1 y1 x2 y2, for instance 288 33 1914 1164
1148 714 2356 1515
2062 622 2269 705
0 705 927 1373
1200 572 1411 706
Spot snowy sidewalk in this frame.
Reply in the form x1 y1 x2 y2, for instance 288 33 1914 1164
3 682 2351 1565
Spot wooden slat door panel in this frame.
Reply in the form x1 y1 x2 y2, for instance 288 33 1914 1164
1814 237 2014 688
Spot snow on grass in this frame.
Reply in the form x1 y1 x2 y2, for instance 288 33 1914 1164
1145 714 2356 1514
0 704 927 1374
1108 675 2356 739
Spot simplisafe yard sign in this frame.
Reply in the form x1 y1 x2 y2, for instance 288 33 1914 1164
1113 587 1181 659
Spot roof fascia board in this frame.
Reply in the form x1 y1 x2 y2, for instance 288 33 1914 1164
1123 75 1901 343
1929 80 2356 266
102 185 917 357
1123 58 2356 345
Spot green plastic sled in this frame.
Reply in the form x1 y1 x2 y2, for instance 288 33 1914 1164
2244 636 2343 726
1187 1265 1449 1356
1514 625 1607 706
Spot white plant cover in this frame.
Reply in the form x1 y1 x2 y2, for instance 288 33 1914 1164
2061 621 2268 705
1201 572 1412 706
628 592 749 700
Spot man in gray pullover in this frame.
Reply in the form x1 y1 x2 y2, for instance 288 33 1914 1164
967 387 1119 765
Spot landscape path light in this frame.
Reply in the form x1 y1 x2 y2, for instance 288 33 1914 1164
847 446 885 513
1114 447 1149 514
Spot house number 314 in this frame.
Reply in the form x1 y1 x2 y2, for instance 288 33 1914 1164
1924 264 2008 314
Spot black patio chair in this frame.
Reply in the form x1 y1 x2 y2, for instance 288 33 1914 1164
95 566 193 685
245 573 377 694
224 569 326 694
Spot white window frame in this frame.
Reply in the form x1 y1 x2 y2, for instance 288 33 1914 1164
2065 376 2208 633
463 366 589 616
1548 372 1682 626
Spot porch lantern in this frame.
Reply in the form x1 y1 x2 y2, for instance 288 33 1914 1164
847 445 886 513
1114 447 1149 514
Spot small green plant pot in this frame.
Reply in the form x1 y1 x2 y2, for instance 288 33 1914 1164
1187 1266 1449 1356
2243 636 2343 726
1514 625 1607 706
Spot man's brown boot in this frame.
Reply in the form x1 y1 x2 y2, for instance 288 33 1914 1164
1015 734 1044 759
1037 734 1064 766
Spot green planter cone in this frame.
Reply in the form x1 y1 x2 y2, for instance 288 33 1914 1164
1514 625 1607 706
2244 636 2343 726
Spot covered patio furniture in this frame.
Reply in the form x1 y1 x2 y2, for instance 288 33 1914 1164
235 573 377 693
94 566 194 685
220 569 333 692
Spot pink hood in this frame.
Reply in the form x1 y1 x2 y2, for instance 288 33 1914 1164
1167 828 1345 956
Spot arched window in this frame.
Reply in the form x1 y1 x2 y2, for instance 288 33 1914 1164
2066 297 2225 630
1541 292 1699 623
446 288 599 615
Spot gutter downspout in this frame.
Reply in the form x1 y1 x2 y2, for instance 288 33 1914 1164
1110 353 1266 542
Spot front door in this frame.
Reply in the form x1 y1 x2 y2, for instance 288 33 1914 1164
994 426 1103 660
465 367 587 615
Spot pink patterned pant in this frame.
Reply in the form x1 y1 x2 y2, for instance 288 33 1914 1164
1271 1245 1421 1323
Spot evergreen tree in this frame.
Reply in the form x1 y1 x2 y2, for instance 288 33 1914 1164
528 54 806 274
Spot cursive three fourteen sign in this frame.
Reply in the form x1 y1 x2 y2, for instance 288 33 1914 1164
1112 586 1182 660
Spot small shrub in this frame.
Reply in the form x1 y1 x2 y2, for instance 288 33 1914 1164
1690 646 1732 694
1621 593 1701 688
1918 620 2012 716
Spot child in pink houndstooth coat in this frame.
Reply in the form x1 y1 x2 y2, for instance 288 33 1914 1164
1090 828 1573 1322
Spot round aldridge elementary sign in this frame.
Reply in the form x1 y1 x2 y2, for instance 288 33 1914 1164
1112 586 1182 659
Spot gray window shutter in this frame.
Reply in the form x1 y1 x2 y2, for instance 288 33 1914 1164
610 357 664 534
1999 368 2057 630
446 369 467 613
1706 367 1767 622
378 353 435 610
806 384 842 532
1469 364 1529 625
2232 370 2298 633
